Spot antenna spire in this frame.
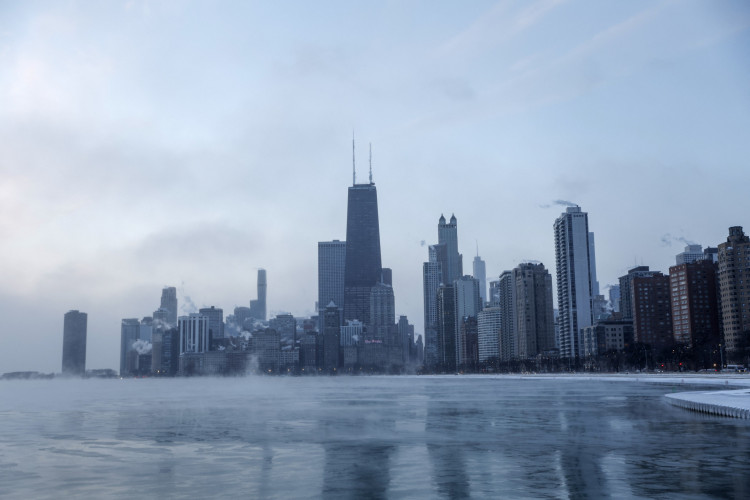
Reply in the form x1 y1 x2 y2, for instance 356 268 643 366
476 240 479 257
352 132 356 186
369 142 373 184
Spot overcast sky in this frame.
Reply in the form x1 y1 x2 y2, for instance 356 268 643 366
1 0 749 373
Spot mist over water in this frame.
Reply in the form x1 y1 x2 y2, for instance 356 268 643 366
1 377 748 499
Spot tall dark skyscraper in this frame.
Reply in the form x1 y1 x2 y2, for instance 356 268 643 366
438 214 462 285
318 240 346 327
343 172 382 323
62 310 87 376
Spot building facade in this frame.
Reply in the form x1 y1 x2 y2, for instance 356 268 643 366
718 226 750 356
514 263 555 359
618 266 657 320
669 260 720 348
477 307 501 363
632 272 673 351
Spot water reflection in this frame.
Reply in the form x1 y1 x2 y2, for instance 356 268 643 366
0 377 748 499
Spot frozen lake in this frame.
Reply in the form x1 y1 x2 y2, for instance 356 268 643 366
1 375 748 499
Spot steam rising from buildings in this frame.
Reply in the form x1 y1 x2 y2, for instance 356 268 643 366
132 339 152 355
660 233 697 247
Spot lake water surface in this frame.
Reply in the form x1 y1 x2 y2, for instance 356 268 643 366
0 376 748 499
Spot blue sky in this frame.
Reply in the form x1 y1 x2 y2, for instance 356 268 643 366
0 0 749 372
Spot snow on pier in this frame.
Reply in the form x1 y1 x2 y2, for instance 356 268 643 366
666 389 750 419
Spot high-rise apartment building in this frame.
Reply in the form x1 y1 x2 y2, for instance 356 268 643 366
62 310 87 376
632 272 673 350
513 263 555 358
160 287 178 327
619 266 657 320
718 226 750 356
477 307 501 363
473 252 487 304
669 260 720 349
497 271 516 361
554 206 598 358
318 240 346 326
343 181 382 323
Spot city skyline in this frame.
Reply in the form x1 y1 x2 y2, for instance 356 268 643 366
1 1 749 372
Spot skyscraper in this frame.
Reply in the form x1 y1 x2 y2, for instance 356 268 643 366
250 269 267 321
454 275 481 367
438 214 462 284
632 272 673 351
160 287 178 327
318 240 346 327
62 310 87 376
497 271 516 361
120 318 140 376
608 285 621 313
422 259 442 368
179 313 209 354
343 179 382 323
477 307 501 363
669 260 719 352
718 226 750 357
322 303 340 372
473 251 487 304
554 206 598 358
513 263 555 358
369 282 395 340
437 284 456 371
199 306 224 343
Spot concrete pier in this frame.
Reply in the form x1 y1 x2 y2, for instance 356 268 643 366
665 389 750 419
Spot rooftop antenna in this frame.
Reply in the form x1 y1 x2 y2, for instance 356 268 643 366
369 142 373 184
352 132 356 186
476 240 479 258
